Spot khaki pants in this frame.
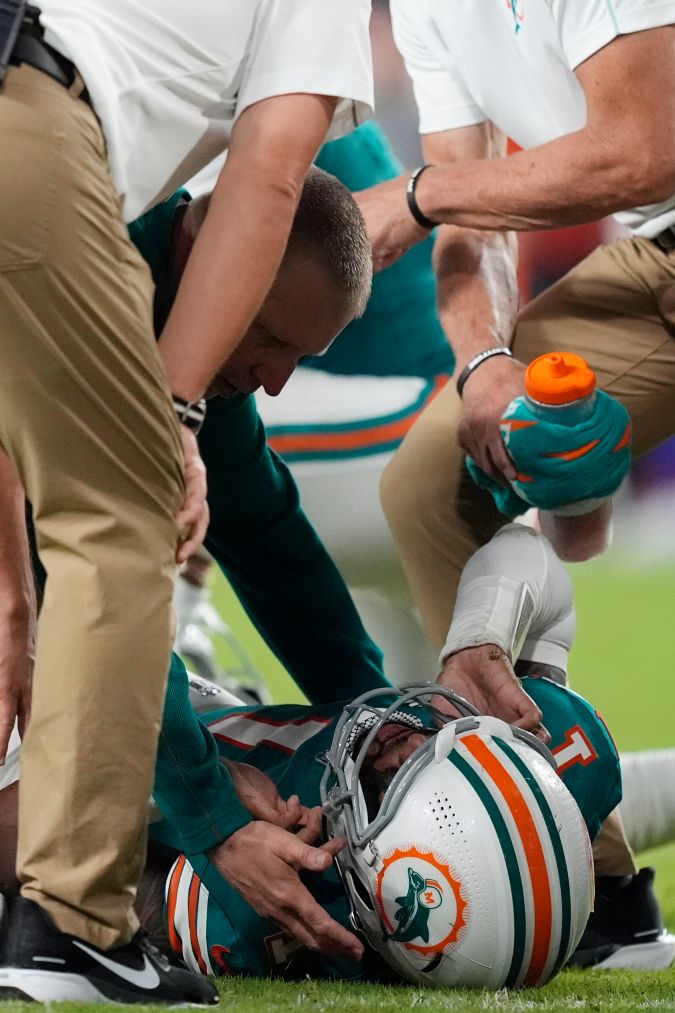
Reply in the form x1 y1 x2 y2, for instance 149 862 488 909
0 66 184 948
382 235 675 876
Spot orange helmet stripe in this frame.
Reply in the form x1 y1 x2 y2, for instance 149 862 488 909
462 734 553 984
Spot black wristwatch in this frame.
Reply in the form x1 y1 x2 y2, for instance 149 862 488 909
172 395 207 434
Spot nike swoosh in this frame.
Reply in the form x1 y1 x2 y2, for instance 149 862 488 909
73 942 161 990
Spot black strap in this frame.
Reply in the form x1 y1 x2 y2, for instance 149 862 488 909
11 30 77 88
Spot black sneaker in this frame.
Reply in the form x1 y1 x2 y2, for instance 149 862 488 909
0 895 219 1004
569 867 675 970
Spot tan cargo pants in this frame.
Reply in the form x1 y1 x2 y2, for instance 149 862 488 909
0 65 184 948
382 235 675 876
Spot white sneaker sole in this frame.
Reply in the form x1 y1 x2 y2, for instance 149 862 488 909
0 968 108 1002
592 932 675 971
0 968 214 1006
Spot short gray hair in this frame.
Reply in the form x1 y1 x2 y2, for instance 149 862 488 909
285 166 372 319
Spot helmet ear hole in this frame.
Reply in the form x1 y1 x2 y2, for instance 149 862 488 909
346 868 375 911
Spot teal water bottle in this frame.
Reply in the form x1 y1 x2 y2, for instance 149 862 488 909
504 351 619 560
468 350 631 547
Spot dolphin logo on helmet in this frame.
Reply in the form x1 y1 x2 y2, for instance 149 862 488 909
391 868 431 943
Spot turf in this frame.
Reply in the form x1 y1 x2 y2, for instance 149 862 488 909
0 969 674 1011
1 557 673 1010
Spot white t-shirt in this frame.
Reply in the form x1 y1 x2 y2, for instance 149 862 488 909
39 0 373 222
391 0 675 236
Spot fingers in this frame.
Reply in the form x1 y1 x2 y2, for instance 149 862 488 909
535 723 551 744
512 714 551 744
276 889 364 960
510 687 550 743
176 498 209 562
175 517 207 567
176 425 209 562
294 806 324 845
275 795 308 830
175 468 207 525
487 437 517 484
266 851 362 958
282 835 334 874
226 824 363 959
319 836 347 859
430 690 463 718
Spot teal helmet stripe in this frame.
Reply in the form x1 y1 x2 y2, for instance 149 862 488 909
450 751 526 987
495 739 572 979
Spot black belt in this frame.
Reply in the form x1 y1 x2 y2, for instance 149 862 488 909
2 3 88 99
11 30 80 90
12 27 86 96
651 225 675 254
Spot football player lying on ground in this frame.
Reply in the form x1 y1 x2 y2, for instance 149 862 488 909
0 525 673 987
154 525 674 982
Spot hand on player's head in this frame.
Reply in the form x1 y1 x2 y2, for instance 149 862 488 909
208 823 364 960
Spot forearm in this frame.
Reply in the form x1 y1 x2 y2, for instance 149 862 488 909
433 225 519 372
158 93 337 401
417 126 671 233
158 156 299 401
153 652 251 854
199 397 389 703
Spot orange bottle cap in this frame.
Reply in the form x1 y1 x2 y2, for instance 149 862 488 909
525 352 596 405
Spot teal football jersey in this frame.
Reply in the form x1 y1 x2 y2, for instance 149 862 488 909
158 678 620 980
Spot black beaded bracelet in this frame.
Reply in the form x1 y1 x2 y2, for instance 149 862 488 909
172 394 207 434
406 165 438 230
456 347 513 398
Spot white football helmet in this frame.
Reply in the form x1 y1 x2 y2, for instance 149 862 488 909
320 685 593 989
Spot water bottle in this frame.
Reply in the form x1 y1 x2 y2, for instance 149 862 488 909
518 352 612 561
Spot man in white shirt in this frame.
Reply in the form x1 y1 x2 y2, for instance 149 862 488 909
356 0 675 723
0 0 372 1003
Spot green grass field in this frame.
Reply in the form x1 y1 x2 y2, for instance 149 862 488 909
1 556 674 1011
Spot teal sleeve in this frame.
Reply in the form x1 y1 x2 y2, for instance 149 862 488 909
127 190 190 330
198 395 390 703
152 653 252 854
